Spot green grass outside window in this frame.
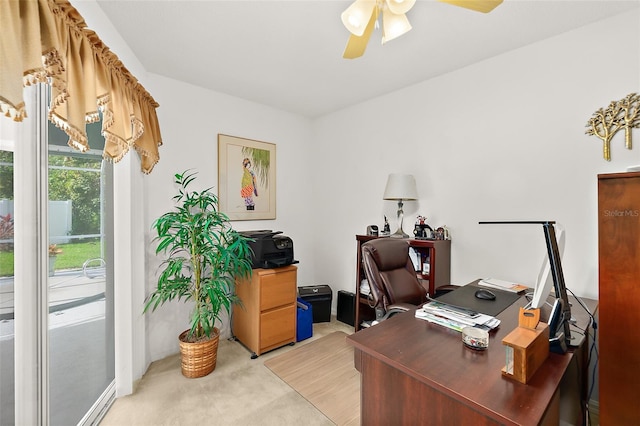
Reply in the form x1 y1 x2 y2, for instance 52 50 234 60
0 241 102 276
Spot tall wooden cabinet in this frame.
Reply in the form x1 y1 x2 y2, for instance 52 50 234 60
233 265 297 358
354 235 451 331
598 172 640 424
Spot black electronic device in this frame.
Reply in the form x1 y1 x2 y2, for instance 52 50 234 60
367 225 379 236
413 223 433 239
337 290 355 326
240 230 297 269
298 285 332 323
474 289 496 300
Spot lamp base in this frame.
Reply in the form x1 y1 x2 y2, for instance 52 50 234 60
390 199 409 238
390 228 410 239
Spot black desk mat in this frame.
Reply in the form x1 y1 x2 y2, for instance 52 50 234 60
435 284 522 317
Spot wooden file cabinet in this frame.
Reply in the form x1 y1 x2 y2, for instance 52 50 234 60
598 172 640 424
233 265 297 358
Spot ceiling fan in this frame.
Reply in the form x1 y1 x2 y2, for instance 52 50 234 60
342 0 504 59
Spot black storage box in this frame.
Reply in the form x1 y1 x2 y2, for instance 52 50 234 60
337 290 355 326
298 285 332 323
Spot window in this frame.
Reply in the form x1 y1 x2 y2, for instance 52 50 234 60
0 85 115 426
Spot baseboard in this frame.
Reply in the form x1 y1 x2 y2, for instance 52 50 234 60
560 399 599 426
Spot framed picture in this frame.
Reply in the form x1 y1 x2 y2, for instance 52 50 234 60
218 134 276 220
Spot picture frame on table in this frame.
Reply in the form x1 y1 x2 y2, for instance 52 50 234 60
217 134 276 220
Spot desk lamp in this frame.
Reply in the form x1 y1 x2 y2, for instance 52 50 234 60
383 173 417 238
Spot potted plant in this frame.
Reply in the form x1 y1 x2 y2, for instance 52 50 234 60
49 244 63 276
144 170 253 378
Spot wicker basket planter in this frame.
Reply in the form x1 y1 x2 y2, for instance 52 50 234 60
178 328 220 378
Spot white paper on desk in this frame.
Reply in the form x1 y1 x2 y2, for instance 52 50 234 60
419 302 501 330
478 278 528 293
415 310 467 332
480 278 518 289
360 279 371 296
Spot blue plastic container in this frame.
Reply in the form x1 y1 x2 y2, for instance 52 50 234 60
296 297 313 342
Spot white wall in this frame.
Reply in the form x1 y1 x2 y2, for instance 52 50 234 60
141 75 315 362
77 0 315 369
312 11 640 307
76 1 639 392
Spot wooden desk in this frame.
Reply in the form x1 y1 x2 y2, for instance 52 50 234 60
347 289 596 425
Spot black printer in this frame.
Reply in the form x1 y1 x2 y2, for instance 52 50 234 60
240 230 297 269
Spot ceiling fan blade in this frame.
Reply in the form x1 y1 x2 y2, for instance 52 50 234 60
437 0 503 13
343 7 378 59
385 0 416 15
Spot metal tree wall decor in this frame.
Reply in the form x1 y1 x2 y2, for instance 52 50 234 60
586 93 640 161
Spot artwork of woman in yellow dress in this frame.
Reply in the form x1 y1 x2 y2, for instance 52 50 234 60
241 157 258 210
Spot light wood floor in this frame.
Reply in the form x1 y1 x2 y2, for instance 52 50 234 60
265 331 359 426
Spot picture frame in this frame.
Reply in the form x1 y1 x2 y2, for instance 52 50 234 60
217 134 276 220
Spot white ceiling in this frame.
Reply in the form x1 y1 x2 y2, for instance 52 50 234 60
95 0 639 118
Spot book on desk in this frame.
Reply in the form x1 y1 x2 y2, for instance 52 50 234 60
478 278 528 294
415 300 501 332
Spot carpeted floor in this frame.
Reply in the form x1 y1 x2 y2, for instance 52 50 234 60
99 318 355 425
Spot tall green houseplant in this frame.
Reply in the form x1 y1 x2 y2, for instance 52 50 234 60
144 170 253 345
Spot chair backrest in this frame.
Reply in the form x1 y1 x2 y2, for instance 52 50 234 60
361 238 426 312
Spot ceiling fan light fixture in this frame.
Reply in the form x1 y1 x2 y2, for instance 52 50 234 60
342 0 378 36
341 0 503 58
385 0 416 15
381 8 412 44
342 7 378 59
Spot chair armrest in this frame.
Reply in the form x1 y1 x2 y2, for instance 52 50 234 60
386 303 416 313
372 303 416 325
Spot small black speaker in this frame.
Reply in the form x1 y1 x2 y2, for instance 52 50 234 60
337 290 355 326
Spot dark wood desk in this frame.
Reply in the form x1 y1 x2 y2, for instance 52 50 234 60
347 288 597 425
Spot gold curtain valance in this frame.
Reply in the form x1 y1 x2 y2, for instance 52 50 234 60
0 0 162 173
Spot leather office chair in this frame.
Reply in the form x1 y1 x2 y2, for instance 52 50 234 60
361 238 428 322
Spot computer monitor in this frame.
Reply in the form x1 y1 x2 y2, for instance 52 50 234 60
478 221 573 345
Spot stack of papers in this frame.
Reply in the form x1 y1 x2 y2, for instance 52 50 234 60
415 300 501 332
360 279 371 296
478 278 528 294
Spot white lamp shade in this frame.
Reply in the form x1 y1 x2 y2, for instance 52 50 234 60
383 174 418 200
385 0 416 15
341 0 377 36
381 8 412 44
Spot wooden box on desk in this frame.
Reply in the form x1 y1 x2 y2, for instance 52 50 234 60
501 323 550 384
